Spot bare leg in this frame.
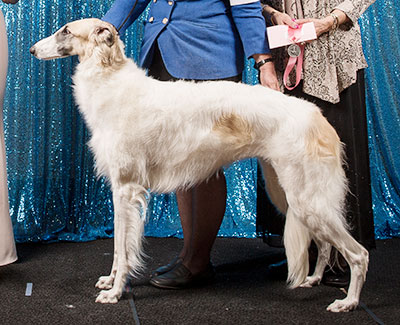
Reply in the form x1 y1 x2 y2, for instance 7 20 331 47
177 172 227 274
175 189 193 260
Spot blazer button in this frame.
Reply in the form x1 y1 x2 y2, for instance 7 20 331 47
153 0 157 2
168 1 173 5
149 17 154 23
162 18 168 24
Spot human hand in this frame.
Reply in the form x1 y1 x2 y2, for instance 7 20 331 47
271 11 298 29
258 62 280 91
295 17 334 37
2 0 19 4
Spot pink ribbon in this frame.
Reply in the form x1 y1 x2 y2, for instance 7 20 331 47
283 25 305 91
288 24 303 43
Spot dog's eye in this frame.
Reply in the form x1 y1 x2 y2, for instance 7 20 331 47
62 27 71 35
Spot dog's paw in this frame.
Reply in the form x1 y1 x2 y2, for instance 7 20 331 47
299 275 321 288
95 289 120 304
95 275 114 290
327 298 358 312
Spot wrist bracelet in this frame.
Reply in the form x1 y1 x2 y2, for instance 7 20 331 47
270 10 278 25
254 57 274 70
330 12 339 30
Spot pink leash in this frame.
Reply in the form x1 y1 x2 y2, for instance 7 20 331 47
283 25 305 90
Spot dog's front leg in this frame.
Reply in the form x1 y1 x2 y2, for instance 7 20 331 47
96 184 147 304
95 217 118 290
96 189 128 303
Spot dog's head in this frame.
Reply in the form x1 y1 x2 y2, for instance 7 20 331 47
30 18 125 66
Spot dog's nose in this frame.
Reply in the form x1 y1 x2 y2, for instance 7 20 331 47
29 46 36 56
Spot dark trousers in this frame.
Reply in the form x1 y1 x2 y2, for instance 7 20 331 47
257 70 375 250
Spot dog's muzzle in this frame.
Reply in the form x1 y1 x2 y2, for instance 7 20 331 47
29 34 64 60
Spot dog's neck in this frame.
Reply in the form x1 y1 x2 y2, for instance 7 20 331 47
77 39 128 72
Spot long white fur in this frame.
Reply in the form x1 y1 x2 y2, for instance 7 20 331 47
31 18 369 312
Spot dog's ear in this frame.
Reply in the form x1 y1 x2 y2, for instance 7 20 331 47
93 26 115 47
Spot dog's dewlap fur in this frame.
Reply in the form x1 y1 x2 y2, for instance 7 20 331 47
30 18 369 312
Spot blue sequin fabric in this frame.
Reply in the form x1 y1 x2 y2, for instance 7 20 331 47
0 0 398 242
359 1 400 239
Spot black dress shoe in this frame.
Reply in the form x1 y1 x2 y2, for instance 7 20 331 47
151 256 183 278
149 262 215 289
322 266 350 288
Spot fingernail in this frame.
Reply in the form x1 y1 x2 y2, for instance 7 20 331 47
295 24 299 28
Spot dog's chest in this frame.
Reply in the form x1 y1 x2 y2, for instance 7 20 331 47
87 130 116 177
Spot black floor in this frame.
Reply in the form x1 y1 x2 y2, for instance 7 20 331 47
0 237 398 324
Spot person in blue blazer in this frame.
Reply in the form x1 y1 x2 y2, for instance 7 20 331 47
103 0 279 289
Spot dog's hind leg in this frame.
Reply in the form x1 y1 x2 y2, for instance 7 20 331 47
260 161 327 288
290 186 368 311
325 228 369 312
286 197 368 311
303 202 368 311
96 183 147 304
300 240 331 288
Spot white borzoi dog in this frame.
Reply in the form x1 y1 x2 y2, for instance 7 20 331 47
30 18 369 312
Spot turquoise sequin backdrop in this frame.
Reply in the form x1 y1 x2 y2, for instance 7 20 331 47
0 0 399 242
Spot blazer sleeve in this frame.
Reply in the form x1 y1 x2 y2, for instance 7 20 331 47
333 0 376 24
102 0 151 34
229 0 271 58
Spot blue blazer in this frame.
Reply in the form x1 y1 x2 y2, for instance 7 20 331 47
103 0 270 79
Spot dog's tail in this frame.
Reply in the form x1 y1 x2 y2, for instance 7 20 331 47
284 208 311 289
